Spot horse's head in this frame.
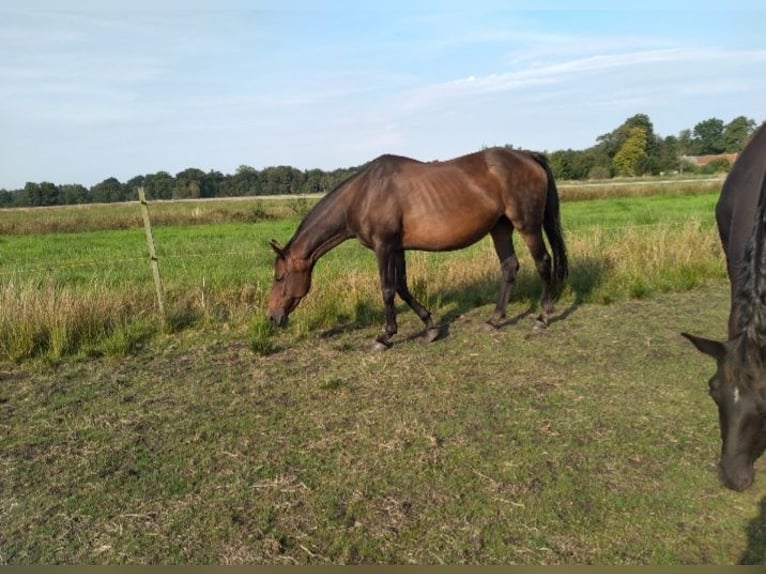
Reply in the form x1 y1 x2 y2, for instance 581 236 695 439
682 332 766 491
266 239 312 327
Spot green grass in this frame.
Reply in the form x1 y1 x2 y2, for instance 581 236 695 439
0 191 722 362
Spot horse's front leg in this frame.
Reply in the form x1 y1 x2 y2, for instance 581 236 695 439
373 247 398 351
394 251 439 342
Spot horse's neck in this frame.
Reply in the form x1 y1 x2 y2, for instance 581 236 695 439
290 195 352 263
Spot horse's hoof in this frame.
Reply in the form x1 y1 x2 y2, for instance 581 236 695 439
372 340 391 352
424 327 440 342
481 321 498 332
533 319 548 331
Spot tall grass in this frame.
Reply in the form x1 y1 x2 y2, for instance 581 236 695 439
278 218 724 342
0 191 726 362
0 277 155 362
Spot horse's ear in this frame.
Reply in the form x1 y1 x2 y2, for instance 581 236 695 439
681 332 726 362
269 239 285 259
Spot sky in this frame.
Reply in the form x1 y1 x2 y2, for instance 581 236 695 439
1 0 765 190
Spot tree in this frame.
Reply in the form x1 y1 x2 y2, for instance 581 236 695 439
596 113 656 160
174 168 207 199
19 182 42 206
144 171 175 200
223 165 261 196
656 135 681 174
612 127 649 176
677 129 694 156
126 175 146 200
60 184 88 204
721 116 757 153
39 182 60 206
0 189 13 207
692 118 725 154
90 177 126 203
204 170 225 198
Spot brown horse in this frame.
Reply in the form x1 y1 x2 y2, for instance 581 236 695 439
267 147 568 350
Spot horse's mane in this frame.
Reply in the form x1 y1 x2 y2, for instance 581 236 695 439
283 164 368 251
734 173 766 346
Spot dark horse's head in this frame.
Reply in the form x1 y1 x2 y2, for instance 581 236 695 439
682 332 766 491
266 239 313 327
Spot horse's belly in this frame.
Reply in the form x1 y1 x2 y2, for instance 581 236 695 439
402 211 497 251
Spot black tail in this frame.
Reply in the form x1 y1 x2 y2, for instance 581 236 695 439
531 153 568 295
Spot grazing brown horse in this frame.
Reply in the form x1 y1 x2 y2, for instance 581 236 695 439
683 122 766 491
267 147 568 350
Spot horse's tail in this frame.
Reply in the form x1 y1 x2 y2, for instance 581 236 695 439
531 152 569 295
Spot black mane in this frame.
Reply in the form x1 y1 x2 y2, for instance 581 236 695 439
734 173 766 345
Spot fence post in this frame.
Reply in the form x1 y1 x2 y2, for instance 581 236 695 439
137 187 166 324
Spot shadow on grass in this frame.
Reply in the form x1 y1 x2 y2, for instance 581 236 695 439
739 496 766 565
317 254 612 343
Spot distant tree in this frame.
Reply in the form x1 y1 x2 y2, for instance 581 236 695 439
303 168 327 193
144 171 175 200
677 129 694 156
19 182 42 206
549 149 576 180
721 116 757 152
204 170 225 198
91 177 125 203
38 182 60 206
174 168 207 199
0 189 14 207
613 127 649 176
60 184 89 204
223 165 261 196
126 175 146 199
656 135 681 174
596 113 656 160
549 147 611 180
261 166 306 195
692 118 725 154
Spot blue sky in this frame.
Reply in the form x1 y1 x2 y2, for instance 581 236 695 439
1 0 764 189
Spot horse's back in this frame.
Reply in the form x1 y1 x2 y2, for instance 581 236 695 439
347 148 548 251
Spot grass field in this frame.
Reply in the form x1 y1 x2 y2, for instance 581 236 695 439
1 189 724 362
2 183 765 564
1 286 765 564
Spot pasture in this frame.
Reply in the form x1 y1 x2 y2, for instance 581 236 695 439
2 180 765 564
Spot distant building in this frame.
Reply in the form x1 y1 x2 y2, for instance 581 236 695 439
681 153 739 167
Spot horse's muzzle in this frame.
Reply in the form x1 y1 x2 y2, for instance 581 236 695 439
719 459 755 492
267 309 288 328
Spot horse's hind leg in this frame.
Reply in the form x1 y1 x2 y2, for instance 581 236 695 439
487 220 519 327
394 252 439 342
519 230 553 329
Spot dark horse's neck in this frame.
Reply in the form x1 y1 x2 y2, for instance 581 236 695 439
285 181 356 264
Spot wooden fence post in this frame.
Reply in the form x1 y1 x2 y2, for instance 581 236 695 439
137 187 166 324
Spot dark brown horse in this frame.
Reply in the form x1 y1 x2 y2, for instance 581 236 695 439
683 122 766 491
267 147 568 350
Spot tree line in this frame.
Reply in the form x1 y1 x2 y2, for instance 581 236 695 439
547 114 757 180
0 114 758 209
